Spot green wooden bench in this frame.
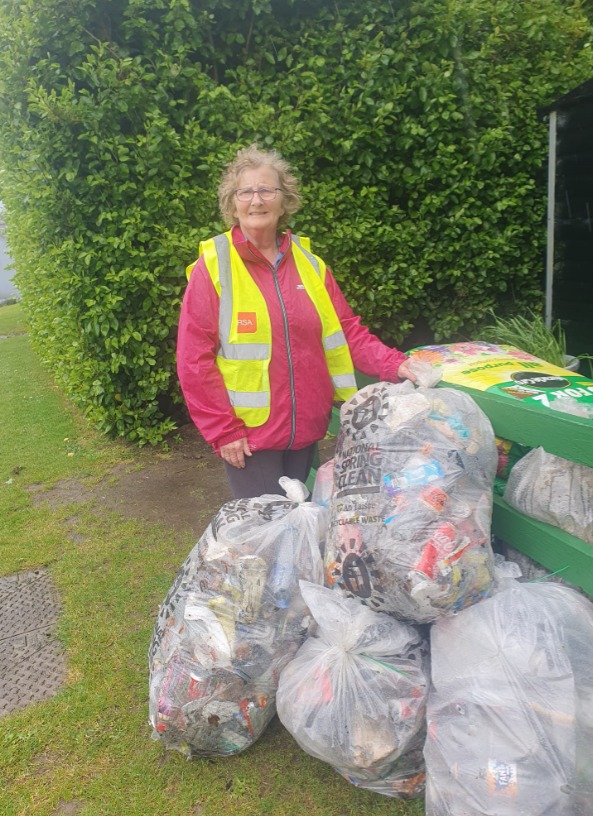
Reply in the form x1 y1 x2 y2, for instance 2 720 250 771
451 384 593 597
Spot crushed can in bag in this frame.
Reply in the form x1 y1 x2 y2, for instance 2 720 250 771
277 581 429 798
148 478 325 757
325 381 497 623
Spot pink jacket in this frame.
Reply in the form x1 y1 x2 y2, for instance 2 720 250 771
176 226 407 454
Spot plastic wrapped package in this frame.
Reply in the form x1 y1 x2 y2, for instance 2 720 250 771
325 381 497 623
148 478 326 757
504 446 593 545
311 458 334 509
408 341 593 413
277 582 429 798
425 581 593 815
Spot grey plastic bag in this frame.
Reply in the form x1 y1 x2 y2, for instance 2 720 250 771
425 581 593 815
504 446 593 545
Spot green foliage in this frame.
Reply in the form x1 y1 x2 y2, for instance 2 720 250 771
479 308 593 370
1 0 593 442
480 309 570 366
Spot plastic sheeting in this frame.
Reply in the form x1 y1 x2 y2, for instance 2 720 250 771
325 381 497 623
277 581 429 798
425 581 593 815
148 478 325 757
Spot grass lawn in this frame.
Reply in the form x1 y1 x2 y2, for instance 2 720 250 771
0 304 424 816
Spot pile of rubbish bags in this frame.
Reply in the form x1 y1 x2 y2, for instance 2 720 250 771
148 378 593 814
324 381 498 623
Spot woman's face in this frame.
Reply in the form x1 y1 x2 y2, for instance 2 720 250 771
233 165 285 238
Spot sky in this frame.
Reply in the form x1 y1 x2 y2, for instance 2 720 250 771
0 206 18 299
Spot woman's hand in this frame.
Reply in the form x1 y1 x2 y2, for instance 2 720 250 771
398 357 442 388
220 438 252 469
397 359 417 383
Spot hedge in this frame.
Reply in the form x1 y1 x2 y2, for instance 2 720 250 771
0 0 592 443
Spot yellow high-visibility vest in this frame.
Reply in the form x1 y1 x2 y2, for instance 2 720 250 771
187 230 357 426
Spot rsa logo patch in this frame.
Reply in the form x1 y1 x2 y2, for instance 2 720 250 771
237 312 257 333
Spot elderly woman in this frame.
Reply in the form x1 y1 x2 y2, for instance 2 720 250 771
177 145 415 498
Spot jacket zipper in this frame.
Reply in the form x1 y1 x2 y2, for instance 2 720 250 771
271 264 297 448
249 246 297 448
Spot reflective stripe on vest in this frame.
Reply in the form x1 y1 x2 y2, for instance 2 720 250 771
290 236 357 400
194 231 357 426
200 233 271 424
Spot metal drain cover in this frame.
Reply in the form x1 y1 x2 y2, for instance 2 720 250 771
0 569 67 716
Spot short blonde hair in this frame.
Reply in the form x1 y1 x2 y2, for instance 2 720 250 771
218 144 302 229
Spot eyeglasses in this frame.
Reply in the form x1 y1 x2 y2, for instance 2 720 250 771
234 186 281 202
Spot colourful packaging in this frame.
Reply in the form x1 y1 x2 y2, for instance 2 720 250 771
408 342 593 412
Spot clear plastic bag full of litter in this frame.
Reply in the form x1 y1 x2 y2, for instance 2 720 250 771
277 581 429 799
504 446 593 545
148 478 326 758
425 580 593 815
325 381 497 623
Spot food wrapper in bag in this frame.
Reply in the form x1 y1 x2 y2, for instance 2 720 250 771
504 446 593 545
148 478 325 757
425 581 593 815
325 381 497 623
277 581 429 799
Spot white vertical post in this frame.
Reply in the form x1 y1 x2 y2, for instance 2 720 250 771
545 110 557 330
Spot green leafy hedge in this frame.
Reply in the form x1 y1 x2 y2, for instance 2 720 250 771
1 0 592 442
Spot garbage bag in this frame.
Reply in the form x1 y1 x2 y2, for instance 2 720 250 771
425 581 593 815
549 397 593 419
325 381 497 623
148 478 326 757
277 581 429 798
504 446 593 545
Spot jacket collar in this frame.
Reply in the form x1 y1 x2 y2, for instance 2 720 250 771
231 224 292 263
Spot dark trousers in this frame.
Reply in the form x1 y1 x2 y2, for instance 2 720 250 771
224 444 317 499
